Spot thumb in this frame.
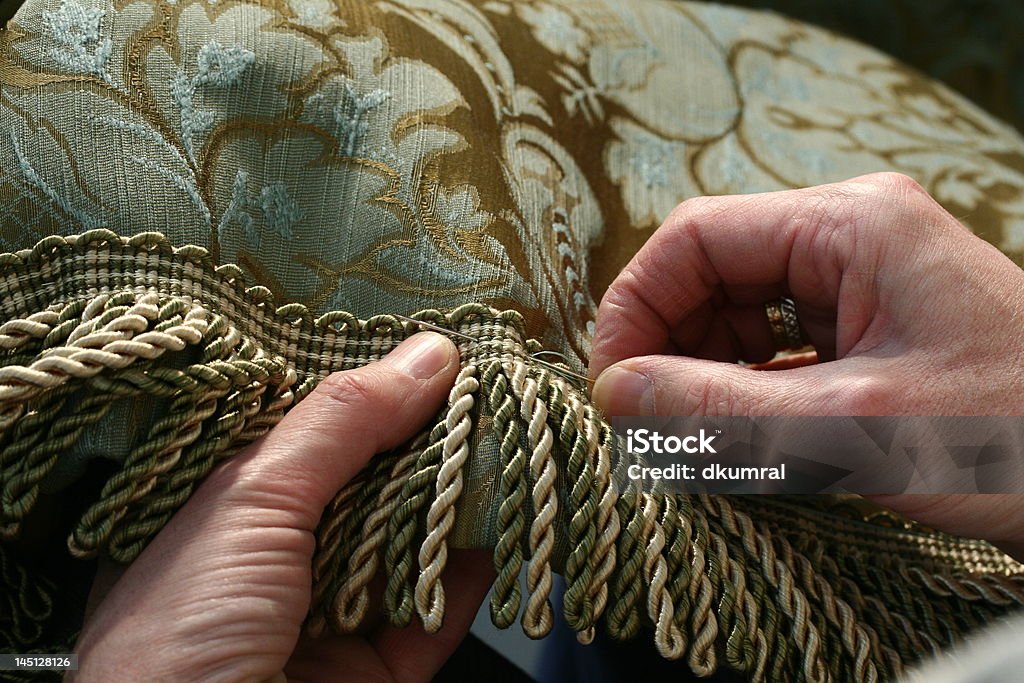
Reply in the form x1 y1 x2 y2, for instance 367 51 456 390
73 333 460 681
593 355 855 417
207 331 460 530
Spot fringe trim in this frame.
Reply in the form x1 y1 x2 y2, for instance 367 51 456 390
3 230 1024 682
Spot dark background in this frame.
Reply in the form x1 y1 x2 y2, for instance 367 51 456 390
724 0 1024 133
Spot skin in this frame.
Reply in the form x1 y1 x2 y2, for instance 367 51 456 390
590 172 1024 561
72 332 494 683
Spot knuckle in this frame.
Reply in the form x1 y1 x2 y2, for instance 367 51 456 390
854 172 951 246
857 173 938 220
664 195 726 236
670 371 748 417
831 374 895 416
860 171 927 198
666 195 712 224
600 268 640 314
313 366 392 416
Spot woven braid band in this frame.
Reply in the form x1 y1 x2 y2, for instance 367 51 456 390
3 230 1024 682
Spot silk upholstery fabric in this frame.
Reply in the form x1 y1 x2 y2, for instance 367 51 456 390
3 0 1024 356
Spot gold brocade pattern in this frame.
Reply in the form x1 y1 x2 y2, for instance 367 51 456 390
2 0 1024 373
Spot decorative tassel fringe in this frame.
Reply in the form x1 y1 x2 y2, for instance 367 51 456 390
3 230 1024 682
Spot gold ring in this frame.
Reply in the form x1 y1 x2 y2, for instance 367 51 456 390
764 297 804 351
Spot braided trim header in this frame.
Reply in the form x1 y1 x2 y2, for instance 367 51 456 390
0 229 535 383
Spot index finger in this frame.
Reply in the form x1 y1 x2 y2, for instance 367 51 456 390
588 173 932 376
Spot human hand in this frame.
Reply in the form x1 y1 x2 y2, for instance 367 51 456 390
589 172 1024 558
71 332 494 682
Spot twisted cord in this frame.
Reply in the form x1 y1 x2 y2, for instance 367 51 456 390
383 420 449 627
840 544 948 658
557 391 598 631
512 365 557 639
710 495 879 682
785 539 877 682
738 499 935 675
330 444 423 632
106 380 255 560
484 362 527 629
642 492 684 659
0 384 95 532
729 499 888 679
577 412 618 645
607 493 644 639
109 361 295 561
709 534 750 671
327 449 403 616
68 360 271 557
308 467 376 637
907 566 1024 607
0 302 209 403
686 506 719 676
5 231 1024 679
68 389 216 557
749 516 843 679
0 403 25 433
0 383 77 458
415 365 479 633
662 495 693 651
1 393 117 538
712 499 825 682
757 531 826 681
0 310 61 352
821 558 903 678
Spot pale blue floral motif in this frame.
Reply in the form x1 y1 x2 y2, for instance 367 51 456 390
92 115 188 164
171 40 256 161
605 117 697 226
132 155 212 228
10 131 99 228
41 0 113 83
90 114 214 230
433 185 492 231
518 3 588 63
195 40 255 86
217 172 302 244
259 182 302 239
553 64 604 124
627 128 673 189
332 83 391 157
218 169 256 245
288 0 340 27
391 184 497 288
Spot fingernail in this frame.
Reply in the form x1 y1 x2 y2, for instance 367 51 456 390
592 366 654 415
385 332 453 380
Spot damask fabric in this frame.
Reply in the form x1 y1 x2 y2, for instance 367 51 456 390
3 0 1024 681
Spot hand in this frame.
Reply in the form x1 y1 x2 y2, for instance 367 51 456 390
72 332 494 682
589 172 1024 559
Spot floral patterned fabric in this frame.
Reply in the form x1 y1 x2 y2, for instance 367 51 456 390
2 0 1024 512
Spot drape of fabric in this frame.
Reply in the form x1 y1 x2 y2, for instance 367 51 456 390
3 1 1024 681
